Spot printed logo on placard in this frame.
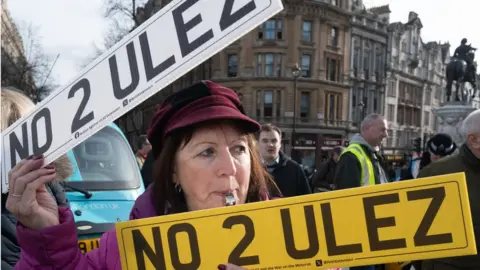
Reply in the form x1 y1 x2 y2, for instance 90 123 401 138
315 260 323 267
123 99 128 107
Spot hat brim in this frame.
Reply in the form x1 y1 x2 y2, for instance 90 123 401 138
427 140 457 156
166 105 261 135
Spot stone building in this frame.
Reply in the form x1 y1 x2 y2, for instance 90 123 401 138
1 0 35 96
348 2 390 133
384 11 450 154
211 0 353 167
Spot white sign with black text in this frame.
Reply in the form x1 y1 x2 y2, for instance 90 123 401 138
1 0 284 193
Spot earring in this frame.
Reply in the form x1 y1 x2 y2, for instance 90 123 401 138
174 183 182 193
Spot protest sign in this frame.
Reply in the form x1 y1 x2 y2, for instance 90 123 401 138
1 0 284 193
116 172 476 270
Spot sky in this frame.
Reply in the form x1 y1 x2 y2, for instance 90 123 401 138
7 0 479 88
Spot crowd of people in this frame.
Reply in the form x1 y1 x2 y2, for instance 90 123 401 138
1 80 480 270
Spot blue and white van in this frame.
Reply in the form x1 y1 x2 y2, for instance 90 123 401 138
63 123 145 253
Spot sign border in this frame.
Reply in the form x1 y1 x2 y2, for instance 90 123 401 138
118 175 473 269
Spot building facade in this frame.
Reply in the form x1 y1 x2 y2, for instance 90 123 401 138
211 0 353 167
348 2 390 134
384 12 450 154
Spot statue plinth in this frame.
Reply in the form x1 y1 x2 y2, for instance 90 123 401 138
432 102 477 147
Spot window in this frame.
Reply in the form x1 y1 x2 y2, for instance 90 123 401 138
326 57 340 82
388 104 395 122
227 54 238 77
330 26 339 47
276 90 281 117
256 90 261 117
259 19 282 40
301 55 311 77
265 54 274 76
425 89 432 105
325 92 342 123
302 21 312 41
332 0 340 6
276 54 282 77
388 80 396 97
257 54 262 76
264 90 273 117
375 52 382 80
401 41 406 52
256 53 282 77
363 50 370 80
353 46 360 77
397 106 404 125
424 111 430 126
300 92 310 119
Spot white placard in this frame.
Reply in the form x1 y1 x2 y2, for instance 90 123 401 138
1 0 284 193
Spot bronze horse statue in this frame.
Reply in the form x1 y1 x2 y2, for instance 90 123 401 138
445 49 478 102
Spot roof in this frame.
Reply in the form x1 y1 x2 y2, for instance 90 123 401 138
368 5 391 15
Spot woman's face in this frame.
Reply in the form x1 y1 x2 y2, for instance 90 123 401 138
174 123 251 211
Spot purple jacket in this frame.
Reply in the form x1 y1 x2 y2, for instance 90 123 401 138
15 188 158 269
15 188 272 269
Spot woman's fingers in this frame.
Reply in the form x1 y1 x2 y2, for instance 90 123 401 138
12 164 55 196
18 172 57 212
9 157 45 192
219 263 247 270
8 158 30 192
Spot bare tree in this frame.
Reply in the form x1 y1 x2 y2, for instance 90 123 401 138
1 22 59 102
89 0 163 137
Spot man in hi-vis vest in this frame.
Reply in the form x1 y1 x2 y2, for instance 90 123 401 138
334 114 389 270
335 113 389 189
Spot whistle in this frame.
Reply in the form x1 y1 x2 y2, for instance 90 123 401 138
225 193 236 206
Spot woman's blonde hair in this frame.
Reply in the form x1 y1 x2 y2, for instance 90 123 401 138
1 87 36 132
0 87 73 180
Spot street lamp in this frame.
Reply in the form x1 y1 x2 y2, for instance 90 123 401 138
292 63 301 145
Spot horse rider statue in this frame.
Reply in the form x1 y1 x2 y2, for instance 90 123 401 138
453 38 477 89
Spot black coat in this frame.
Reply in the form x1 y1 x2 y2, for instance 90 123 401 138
141 150 154 188
266 151 312 197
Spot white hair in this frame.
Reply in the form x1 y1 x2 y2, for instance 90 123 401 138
360 113 386 131
461 109 480 136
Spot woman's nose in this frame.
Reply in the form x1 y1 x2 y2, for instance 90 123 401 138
216 148 237 177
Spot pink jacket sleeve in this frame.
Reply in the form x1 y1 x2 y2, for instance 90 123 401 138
14 207 113 270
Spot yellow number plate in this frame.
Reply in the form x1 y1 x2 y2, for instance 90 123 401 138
78 238 100 254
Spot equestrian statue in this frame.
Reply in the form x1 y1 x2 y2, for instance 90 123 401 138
446 38 478 102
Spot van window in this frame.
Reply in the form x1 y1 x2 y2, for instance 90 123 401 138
66 125 140 190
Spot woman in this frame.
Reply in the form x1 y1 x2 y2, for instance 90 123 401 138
1 88 73 269
7 81 282 269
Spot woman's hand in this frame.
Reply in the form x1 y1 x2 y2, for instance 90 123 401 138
6 155 60 230
218 263 248 270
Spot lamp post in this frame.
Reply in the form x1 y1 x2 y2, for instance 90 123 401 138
292 63 301 147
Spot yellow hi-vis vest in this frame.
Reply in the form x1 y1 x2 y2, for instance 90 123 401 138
340 143 375 186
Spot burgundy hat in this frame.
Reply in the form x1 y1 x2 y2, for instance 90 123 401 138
147 80 261 159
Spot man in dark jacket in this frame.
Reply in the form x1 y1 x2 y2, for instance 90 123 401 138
1 154 72 270
419 109 480 270
141 150 154 188
311 146 344 192
258 123 311 197
335 114 389 190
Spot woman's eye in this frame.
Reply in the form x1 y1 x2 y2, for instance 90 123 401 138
232 145 247 154
199 147 215 157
